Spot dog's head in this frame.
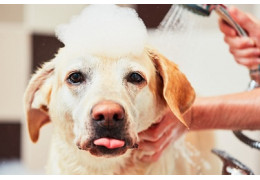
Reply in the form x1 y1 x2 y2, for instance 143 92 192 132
24 47 195 157
23 5 195 158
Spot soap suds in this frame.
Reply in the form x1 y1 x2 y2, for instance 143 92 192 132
56 5 148 58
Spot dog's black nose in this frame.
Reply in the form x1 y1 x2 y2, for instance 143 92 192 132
91 101 125 128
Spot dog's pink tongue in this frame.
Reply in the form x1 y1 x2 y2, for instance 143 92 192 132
94 138 125 149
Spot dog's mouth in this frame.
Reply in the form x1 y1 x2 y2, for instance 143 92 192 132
93 137 125 149
77 108 138 157
79 136 138 157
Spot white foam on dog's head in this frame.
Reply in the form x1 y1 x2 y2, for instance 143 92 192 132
56 5 148 58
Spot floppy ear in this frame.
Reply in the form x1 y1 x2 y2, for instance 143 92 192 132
147 49 195 127
24 61 55 143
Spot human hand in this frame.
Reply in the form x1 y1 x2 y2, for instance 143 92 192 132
137 109 188 162
218 6 260 68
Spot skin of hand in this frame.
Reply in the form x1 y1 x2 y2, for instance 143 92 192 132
218 6 260 68
137 108 188 162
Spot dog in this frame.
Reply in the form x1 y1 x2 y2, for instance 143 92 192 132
23 5 216 174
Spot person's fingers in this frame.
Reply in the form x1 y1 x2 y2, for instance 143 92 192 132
138 122 187 163
224 36 255 49
218 19 237 37
230 47 260 58
235 57 260 68
138 115 177 142
228 6 256 31
138 125 175 151
139 125 186 163
140 139 172 163
139 121 186 151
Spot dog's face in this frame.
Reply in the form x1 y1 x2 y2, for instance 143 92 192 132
24 48 195 157
51 49 163 157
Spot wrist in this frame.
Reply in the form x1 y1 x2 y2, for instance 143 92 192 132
187 96 224 130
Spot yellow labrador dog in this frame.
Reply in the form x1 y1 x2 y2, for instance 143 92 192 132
23 5 215 174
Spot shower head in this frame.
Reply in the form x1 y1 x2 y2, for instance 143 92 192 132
181 4 214 16
182 4 247 37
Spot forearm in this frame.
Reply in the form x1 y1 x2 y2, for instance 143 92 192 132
189 88 260 130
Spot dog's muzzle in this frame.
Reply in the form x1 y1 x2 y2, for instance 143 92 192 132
77 100 138 157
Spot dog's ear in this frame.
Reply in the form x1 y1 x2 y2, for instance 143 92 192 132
147 49 195 127
24 61 55 143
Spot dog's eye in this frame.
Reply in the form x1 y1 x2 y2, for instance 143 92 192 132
127 72 144 84
67 72 84 84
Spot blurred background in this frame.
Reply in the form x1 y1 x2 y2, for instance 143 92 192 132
0 4 260 174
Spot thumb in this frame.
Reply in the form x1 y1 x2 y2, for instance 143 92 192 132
228 6 256 33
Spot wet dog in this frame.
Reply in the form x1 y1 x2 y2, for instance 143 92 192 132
23 5 201 174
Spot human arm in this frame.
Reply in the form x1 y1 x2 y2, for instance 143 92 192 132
189 88 260 130
138 88 260 162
